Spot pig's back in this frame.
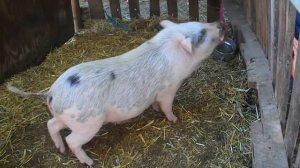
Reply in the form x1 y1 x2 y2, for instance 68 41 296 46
48 45 171 121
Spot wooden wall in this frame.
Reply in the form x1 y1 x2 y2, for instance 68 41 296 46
0 0 74 83
236 0 300 166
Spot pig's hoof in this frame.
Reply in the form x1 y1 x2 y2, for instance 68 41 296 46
58 145 65 153
55 142 65 153
167 114 178 123
80 157 93 166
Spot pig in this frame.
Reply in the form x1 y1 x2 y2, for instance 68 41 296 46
7 20 224 166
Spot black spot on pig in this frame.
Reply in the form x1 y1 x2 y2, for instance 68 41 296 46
198 29 207 43
95 69 101 74
200 29 207 36
67 73 80 86
49 96 53 104
110 71 116 80
191 29 207 46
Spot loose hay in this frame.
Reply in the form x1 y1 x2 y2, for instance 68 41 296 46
0 18 256 168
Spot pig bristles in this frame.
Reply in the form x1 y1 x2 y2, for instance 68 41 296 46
6 82 48 97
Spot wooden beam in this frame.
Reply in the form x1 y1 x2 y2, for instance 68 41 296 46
87 0 105 19
71 0 83 33
128 0 140 19
189 0 199 21
109 0 122 19
251 121 266 168
150 0 160 17
166 0 177 18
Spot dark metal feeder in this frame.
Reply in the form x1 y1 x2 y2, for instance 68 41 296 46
213 38 237 62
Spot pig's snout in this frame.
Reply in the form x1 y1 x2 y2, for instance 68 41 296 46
213 21 225 42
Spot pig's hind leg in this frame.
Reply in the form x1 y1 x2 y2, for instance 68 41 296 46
47 118 66 153
64 116 104 166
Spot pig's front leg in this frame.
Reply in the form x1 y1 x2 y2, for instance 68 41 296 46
152 101 161 112
155 89 178 123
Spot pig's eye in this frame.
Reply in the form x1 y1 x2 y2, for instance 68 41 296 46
200 29 207 37
190 29 207 46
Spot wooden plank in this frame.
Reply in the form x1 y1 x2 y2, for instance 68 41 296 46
128 0 140 19
284 36 300 165
243 0 251 25
189 0 199 21
150 0 160 17
261 0 268 56
166 0 177 18
71 0 83 33
251 120 286 168
251 121 266 168
250 0 256 33
207 0 221 22
87 0 105 19
275 1 296 128
295 143 300 167
109 0 122 19
224 0 289 167
269 0 279 86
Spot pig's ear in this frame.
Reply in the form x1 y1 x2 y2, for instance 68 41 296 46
179 36 193 54
179 30 207 54
160 20 177 28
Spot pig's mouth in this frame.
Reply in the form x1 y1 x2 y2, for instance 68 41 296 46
219 29 225 42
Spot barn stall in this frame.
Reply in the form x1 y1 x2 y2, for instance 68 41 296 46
0 0 260 167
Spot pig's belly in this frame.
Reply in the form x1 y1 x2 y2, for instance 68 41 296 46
104 105 147 123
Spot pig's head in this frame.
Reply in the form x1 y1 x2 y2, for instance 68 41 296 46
155 20 224 61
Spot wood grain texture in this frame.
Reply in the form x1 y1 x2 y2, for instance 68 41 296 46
109 0 122 19
87 0 105 19
284 25 300 165
128 0 140 19
166 0 177 18
269 0 279 86
0 0 74 83
71 0 82 33
207 0 221 22
275 1 296 128
150 0 160 16
188 0 198 21
295 142 300 168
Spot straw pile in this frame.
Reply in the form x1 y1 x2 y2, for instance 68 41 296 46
0 18 256 167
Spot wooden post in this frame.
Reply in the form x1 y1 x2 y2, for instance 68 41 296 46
71 0 83 33
269 0 279 86
150 0 160 17
109 0 122 19
189 0 199 21
207 0 221 22
166 0 177 18
275 1 296 129
87 0 105 19
128 0 140 19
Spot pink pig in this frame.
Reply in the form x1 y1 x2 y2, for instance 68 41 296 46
7 20 224 165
